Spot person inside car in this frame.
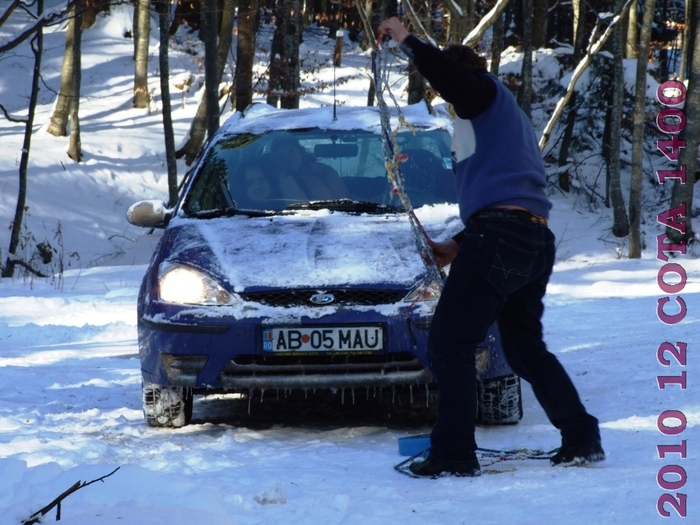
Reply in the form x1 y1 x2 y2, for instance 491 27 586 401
269 135 348 201
243 163 278 206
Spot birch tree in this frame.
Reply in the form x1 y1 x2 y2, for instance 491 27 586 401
47 0 82 137
67 0 83 162
133 0 151 108
539 1 633 152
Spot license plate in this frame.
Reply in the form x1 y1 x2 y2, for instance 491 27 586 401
262 326 384 354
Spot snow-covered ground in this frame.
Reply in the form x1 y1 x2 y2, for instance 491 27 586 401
1 4 698 524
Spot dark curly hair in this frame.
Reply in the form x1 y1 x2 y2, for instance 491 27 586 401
443 45 488 73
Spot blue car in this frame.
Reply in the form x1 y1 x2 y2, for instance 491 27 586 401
127 103 522 428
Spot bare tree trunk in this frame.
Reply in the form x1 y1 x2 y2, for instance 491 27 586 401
201 0 220 138
67 0 83 162
156 0 178 207
407 61 426 104
235 0 258 111
47 1 79 137
678 0 691 81
572 0 581 44
608 0 628 237
532 0 548 48
518 0 533 119
490 10 504 75
280 0 302 109
177 0 235 164
404 0 428 104
555 0 587 191
3 0 43 278
212 0 235 105
668 0 700 243
628 0 656 258
133 0 151 108
450 0 474 44
266 13 283 108
358 0 372 51
625 0 638 58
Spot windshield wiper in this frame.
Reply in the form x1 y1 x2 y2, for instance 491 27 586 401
189 207 277 218
285 199 403 213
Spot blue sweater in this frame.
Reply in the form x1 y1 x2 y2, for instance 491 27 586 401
401 36 551 224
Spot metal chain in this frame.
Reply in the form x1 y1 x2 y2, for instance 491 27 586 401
370 46 445 291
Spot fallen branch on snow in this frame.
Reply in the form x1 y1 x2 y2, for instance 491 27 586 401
22 467 120 524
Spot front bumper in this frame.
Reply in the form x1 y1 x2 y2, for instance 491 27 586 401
138 308 434 392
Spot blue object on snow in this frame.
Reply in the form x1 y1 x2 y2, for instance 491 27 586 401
398 434 431 456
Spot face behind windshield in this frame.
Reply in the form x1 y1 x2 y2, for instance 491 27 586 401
183 128 457 215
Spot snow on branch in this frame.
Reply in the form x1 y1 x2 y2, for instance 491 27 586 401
462 0 511 48
444 0 464 19
0 1 72 54
539 0 634 152
22 467 120 525
401 0 437 47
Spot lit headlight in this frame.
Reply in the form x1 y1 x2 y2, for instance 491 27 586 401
158 263 233 305
404 277 443 303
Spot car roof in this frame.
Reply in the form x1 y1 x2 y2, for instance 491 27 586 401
217 102 454 136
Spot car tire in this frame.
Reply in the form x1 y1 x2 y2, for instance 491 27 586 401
476 374 523 425
142 382 193 428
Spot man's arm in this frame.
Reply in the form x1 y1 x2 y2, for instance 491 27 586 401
378 18 495 120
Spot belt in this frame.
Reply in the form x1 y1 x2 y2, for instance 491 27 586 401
469 208 548 226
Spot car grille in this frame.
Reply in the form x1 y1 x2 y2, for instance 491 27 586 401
220 351 432 390
239 288 407 307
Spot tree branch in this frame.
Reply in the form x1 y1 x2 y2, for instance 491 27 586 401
401 0 436 46
0 3 72 54
539 0 634 152
0 102 28 123
462 0 511 48
0 0 23 27
22 467 120 525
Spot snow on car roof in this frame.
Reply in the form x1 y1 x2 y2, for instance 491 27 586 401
218 102 454 135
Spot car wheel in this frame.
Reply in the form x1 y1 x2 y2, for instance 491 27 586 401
142 382 193 428
476 374 523 425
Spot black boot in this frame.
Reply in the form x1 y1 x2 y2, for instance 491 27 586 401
408 454 481 478
550 441 606 466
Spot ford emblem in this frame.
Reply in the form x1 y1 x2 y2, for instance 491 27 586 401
309 292 335 305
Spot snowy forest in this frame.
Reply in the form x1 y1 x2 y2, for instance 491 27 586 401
0 0 699 275
1 2 699 523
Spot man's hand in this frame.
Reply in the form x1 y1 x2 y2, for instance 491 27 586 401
377 17 410 44
425 237 459 269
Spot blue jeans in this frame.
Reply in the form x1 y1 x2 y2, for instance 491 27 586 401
427 214 599 460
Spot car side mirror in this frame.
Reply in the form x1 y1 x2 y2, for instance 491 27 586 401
126 200 170 228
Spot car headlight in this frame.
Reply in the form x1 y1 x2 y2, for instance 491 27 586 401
158 263 233 305
404 277 443 303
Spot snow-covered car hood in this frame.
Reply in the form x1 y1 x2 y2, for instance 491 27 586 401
163 204 463 291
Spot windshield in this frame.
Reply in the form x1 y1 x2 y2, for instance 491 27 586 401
183 128 457 215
